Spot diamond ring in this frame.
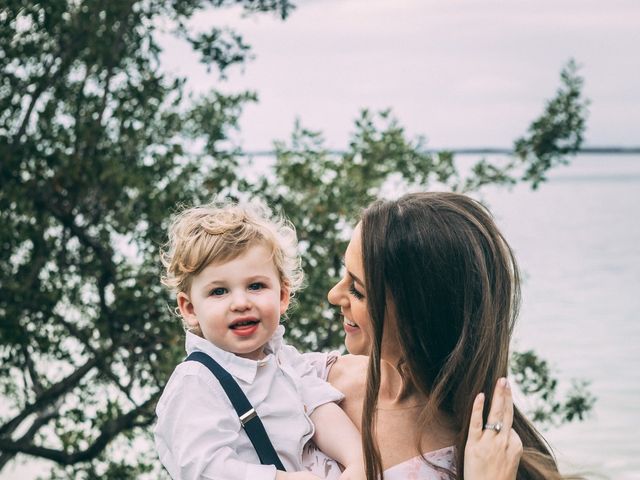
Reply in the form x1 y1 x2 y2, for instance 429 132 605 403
484 422 503 433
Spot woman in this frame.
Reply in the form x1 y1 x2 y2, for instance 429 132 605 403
314 192 564 479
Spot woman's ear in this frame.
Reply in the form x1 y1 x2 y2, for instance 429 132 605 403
177 292 199 329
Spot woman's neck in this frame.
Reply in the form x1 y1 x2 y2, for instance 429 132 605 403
378 357 423 407
376 358 457 453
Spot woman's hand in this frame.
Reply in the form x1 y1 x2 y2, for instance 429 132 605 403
464 377 523 480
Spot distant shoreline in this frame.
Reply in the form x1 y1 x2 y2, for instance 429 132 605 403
239 147 640 157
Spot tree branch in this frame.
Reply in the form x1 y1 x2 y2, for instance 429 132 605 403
0 344 115 437
57 315 135 400
32 184 117 284
0 406 59 470
21 343 44 397
0 392 159 465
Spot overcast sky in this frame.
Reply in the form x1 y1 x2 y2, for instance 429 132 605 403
160 0 639 151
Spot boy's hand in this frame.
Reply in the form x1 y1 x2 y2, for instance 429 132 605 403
338 463 366 480
464 378 523 480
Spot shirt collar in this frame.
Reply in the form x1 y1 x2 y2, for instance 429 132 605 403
184 325 286 384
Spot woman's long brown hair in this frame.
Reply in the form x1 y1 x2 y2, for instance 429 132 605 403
360 192 568 480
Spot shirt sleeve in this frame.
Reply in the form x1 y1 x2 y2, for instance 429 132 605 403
154 364 278 480
280 346 344 415
301 350 342 381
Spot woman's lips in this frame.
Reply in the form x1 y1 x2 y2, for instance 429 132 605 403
343 319 360 334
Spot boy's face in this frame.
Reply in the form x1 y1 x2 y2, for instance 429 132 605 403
177 243 289 361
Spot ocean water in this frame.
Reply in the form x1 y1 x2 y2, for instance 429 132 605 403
480 155 640 479
2 155 639 479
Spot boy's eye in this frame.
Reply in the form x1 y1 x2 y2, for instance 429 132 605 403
210 287 227 296
248 282 265 291
348 283 365 300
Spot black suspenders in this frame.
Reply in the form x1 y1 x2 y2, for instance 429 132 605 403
185 351 287 471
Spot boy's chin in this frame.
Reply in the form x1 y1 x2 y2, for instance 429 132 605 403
234 346 267 361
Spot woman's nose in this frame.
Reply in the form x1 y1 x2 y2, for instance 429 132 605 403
327 280 345 306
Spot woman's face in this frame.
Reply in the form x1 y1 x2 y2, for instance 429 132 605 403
328 224 372 355
328 223 404 361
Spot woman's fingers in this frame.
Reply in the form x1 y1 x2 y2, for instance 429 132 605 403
506 427 524 473
500 379 515 435
468 378 514 443
464 383 523 480
507 428 523 457
467 392 485 443
485 377 507 429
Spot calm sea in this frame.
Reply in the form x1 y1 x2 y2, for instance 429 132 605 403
3 155 639 479
480 155 640 479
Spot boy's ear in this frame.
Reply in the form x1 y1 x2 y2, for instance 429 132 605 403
279 286 290 313
177 292 199 329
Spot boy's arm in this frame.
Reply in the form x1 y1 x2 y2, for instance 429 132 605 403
281 346 362 477
309 402 364 476
282 346 345 413
155 365 280 480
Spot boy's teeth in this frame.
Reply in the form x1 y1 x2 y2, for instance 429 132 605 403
231 320 258 328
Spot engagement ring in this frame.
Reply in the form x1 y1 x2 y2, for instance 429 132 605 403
484 422 503 433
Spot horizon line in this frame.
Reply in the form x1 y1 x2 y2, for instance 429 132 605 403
237 146 640 156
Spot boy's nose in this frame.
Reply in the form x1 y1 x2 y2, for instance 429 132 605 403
230 291 250 311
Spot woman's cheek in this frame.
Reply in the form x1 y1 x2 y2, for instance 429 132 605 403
345 320 373 356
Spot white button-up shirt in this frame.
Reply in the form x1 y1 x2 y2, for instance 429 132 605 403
154 326 344 480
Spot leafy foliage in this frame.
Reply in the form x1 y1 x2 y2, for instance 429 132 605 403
0 0 592 478
457 59 589 192
0 0 283 477
511 351 596 426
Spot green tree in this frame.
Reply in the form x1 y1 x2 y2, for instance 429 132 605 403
0 1 591 478
0 0 291 477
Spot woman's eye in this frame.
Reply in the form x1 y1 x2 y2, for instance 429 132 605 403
211 287 227 296
248 282 265 291
348 283 365 300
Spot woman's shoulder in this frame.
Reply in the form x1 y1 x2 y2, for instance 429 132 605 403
327 354 368 396
330 353 369 373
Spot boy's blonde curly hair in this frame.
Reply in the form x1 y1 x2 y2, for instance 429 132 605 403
161 200 303 334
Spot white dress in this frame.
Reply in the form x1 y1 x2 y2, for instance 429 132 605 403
301 352 456 480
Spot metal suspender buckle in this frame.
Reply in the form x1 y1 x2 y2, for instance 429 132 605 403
239 408 257 427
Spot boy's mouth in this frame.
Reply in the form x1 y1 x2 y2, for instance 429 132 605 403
230 320 259 328
229 318 260 336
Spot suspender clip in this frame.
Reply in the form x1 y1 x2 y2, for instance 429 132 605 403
239 408 257 427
